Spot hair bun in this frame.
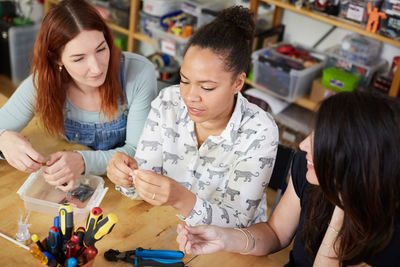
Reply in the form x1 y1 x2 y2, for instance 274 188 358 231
216 6 255 41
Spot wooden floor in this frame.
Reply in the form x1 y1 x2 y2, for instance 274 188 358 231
0 74 293 265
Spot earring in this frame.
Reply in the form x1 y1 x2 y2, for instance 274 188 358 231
59 65 63 72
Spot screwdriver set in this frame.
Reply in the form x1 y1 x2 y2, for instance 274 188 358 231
30 204 117 267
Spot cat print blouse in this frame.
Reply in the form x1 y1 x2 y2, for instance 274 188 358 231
116 85 279 227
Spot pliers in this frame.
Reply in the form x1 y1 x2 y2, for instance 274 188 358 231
104 247 185 267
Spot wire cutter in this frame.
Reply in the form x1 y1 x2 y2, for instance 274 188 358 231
104 247 185 267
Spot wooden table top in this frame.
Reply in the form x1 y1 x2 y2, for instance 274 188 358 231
0 93 288 266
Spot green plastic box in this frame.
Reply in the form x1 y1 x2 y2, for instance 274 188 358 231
322 67 360 92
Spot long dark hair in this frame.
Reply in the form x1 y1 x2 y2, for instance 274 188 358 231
33 0 123 136
303 91 400 265
185 6 255 77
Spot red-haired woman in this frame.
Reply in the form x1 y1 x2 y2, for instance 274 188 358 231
0 0 157 191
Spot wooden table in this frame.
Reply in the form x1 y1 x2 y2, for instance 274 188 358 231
0 93 289 266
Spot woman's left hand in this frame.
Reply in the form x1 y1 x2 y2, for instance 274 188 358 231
134 169 196 215
43 151 85 191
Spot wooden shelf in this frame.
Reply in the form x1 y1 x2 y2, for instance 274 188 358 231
260 0 400 48
245 79 318 111
250 0 400 98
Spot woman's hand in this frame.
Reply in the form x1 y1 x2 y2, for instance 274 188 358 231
106 152 138 188
0 130 44 172
176 223 226 255
134 169 196 216
43 151 85 191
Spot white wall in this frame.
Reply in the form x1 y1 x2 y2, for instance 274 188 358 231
281 11 400 68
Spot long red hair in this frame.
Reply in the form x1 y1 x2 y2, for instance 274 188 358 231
32 0 123 136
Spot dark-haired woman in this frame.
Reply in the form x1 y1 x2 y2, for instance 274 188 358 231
0 0 157 191
176 91 400 266
107 6 278 227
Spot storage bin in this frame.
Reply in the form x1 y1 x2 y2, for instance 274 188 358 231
109 0 130 28
325 46 388 86
139 10 162 37
17 169 108 222
8 23 40 85
143 0 182 17
340 34 382 66
379 0 400 40
251 46 327 102
149 24 189 60
181 0 222 29
339 0 383 24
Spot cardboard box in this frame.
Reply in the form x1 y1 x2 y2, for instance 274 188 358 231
310 78 336 103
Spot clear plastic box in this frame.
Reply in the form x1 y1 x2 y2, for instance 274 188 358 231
143 0 182 17
325 45 388 86
339 0 383 24
139 10 162 38
181 0 222 30
17 170 108 222
339 34 382 66
149 24 189 60
251 46 327 102
9 23 40 85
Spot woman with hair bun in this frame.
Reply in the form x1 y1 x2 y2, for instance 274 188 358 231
107 6 279 228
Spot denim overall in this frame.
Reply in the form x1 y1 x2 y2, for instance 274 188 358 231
64 61 128 150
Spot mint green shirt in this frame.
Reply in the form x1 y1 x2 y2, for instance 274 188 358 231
0 52 157 175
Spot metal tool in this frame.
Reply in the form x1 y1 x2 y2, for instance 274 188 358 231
104 248 184 267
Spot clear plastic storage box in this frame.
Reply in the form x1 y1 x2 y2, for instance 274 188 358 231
251 46 327 102
339 0 383 24
325 46 388 86
149 24 190 60
17 170 108 222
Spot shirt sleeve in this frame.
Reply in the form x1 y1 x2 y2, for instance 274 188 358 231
77 59 158 175
185 126 279 227
0 76 35 158
116 94 164 198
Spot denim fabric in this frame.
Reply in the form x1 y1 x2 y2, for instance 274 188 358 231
64 61 128 151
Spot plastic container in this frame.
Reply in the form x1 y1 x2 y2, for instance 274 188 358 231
148 24 189 60
339 0 383 24
340 34 382 66
379 0 400 40
322 67 360 91
17 170 108 222
143 0 182 17
251 46 327 102
109 0 130 28
9 23 40 85
181 0 222 29
139 10 162 37
325 45 388 86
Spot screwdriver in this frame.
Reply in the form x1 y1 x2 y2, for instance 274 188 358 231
31 234 46 252
47 226 63 262
85 207 102 241
84 213 118 247
83 246 98 263
75 227 85 247
29 246 48 264
59 204 74 245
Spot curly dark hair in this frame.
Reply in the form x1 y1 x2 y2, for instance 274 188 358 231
185 6 255 77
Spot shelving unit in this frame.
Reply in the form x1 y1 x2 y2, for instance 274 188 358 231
44 0 153 52
249 0 400 110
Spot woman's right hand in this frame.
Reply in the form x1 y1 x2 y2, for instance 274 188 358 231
0 130 44 172
106 152 138 187
176 223 226 255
